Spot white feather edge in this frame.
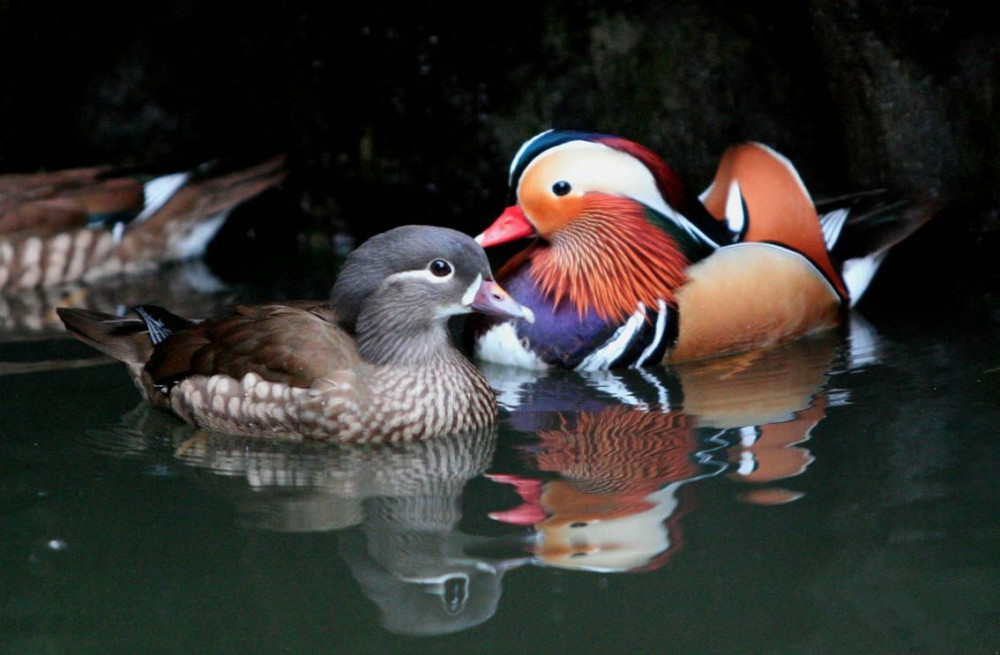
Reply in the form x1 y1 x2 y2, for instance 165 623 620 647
134 171 191 224
819 207 850 250
841 251 888 308
577 303 648 370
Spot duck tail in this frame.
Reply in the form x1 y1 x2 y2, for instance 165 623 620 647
56 308 155 366
120 154 288 260
817 191 941 306
130 304 197 344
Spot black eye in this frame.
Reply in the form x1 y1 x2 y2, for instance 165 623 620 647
552 180 571 196
429 259 453 277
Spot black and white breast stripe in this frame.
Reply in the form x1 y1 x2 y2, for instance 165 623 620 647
577 300 677 370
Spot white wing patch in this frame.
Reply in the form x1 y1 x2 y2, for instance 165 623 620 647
135 171 191 225
841 251 887 307
172 211 229 259
577 303 648 371
724 180 746 235
636 300 669 366
819 207 850 250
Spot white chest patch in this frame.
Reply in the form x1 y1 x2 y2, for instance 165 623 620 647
474 321 549 370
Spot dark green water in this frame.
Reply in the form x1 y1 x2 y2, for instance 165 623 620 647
1 255 998 654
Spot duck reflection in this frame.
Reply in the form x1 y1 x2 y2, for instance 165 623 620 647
0 259 233 341
482 325 869 573
81 408 526 636
486 406 701 573
74 316 877 634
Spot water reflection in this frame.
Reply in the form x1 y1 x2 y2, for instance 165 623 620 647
480 325 865 573
80 409 526 636
69 316 879 636
0 259 234 342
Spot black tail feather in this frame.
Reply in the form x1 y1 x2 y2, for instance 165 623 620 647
132 305 197 345
56 308 153 365
818 191 941 263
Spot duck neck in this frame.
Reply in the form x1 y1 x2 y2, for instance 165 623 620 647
355 306 460 368
530 198 691 321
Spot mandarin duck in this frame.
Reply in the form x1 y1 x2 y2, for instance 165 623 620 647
57 225 533 442
471 129 935 370
0 155 286 289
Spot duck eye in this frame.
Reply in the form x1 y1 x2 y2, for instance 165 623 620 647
552 180 571 196
429 259 453 277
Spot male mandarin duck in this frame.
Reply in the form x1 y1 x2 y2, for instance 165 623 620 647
57 225 533 442
470 129 935 369
0 155 286 289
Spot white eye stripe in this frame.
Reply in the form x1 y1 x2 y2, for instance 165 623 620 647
387 267 454 285
432 274 482 320
524 140 721 248
461 273 483 305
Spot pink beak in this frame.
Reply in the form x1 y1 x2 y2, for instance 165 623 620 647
475 206 538 248
471 279 535 323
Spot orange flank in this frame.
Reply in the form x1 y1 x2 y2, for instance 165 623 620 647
670 243 842 362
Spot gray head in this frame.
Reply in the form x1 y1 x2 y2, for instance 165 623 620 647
331 225 531 364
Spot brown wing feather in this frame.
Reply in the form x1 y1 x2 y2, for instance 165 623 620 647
0 200 89 236
135 155 287 229
145 303 359 388
0 169 145 235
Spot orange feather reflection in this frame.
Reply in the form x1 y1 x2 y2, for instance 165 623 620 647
485 330 851 573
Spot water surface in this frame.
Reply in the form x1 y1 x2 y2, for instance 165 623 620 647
1 250 997 654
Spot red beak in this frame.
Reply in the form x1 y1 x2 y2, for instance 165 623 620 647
486 474 547 525
475 206 537 248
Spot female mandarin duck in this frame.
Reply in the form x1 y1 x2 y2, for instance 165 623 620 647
471 129 934 370
0 155 285 289
57 225 533 442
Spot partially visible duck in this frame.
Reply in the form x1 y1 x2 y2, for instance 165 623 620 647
471 129 936 369
0 155 286 289
57 225 533 442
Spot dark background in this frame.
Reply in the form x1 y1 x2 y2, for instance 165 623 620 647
0 1 996 309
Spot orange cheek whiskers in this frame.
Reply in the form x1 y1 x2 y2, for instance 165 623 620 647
528 202 690 322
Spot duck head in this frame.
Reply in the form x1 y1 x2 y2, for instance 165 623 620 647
476 130 683 247
475 131 730 323
477 130 726 250
331 225 533 365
